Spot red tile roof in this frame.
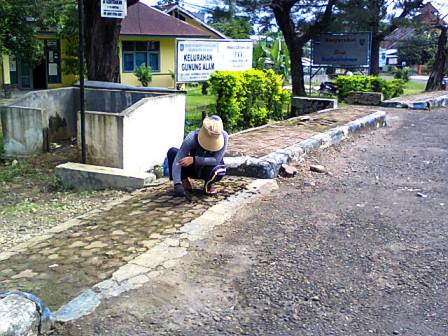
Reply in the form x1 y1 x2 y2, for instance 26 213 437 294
381 27 415 49
121 2 211 37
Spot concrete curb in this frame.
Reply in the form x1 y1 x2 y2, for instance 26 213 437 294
382 94 448 110
53 179 278 323
225 111 387 179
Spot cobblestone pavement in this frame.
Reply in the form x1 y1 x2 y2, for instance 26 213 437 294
227 106 377 158
0 177 251 310
54 107 448 335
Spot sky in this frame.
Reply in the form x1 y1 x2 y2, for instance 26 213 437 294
141 0 208 12
433 0 448 17
141 0 448 18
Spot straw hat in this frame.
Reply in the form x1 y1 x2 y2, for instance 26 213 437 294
198 115 224 152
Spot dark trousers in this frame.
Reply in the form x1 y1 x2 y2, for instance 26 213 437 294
167 147 225 183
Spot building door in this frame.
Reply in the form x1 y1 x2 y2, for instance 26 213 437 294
46 40 61 85
19 61 33 89
9 39 61 90
9 56 33 89
9 56 18 85
33 59 47 90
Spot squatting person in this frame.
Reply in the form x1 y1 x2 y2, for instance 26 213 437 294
167 115 228 197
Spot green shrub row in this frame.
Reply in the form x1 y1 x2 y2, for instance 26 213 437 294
335 75 405 101
209 69 290 131
392 66 411 82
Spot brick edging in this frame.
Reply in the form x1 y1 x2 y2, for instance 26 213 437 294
382 94 448 110
225 111 387 179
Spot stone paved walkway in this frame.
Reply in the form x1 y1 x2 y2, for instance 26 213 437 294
227 107 375 158
0 177 251 310
387 90 448 103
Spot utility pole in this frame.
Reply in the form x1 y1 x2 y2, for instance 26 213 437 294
78 0 86 163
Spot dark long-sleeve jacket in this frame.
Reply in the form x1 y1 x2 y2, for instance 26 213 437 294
172 130 228 184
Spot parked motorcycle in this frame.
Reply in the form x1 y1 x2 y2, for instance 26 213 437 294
318 82 338 96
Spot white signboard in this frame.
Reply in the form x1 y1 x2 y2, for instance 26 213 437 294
176 39 253 83
9 58 16 72
101 0 127 19
379 48 387 68
388 58 398 65
48 63 58 76
311 32 371 67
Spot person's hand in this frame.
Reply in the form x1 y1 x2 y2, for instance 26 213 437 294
179 156 193 167
174 183 186 197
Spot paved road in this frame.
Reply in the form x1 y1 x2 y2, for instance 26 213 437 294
410 75 429 83
54 108 448 335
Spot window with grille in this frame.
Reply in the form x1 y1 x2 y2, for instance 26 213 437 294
122 41 160 72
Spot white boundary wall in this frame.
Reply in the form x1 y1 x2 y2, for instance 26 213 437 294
122 94 185 173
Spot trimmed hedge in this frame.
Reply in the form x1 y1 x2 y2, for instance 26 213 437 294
335 75 405 101
209 69 290 131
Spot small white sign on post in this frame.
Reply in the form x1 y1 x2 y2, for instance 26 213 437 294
101 0 127 19
176 39 253 83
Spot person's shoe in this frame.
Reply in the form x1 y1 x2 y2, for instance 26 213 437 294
204 166 226 195
205 185 218 195
182 179 193 192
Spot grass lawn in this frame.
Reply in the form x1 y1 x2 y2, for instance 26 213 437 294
403 80 426 96
185 86 216 133
186 86 215 111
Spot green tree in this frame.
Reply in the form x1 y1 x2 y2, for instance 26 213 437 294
426 20 448 91
0 0 43 66
1 0 139 82
39 0 79 76
253 36 291 82
271 0 337 96
235 0 337 95
332 0 425 75
208 0 253 39
397 26 438 66
211 18 252 39
83 0 139 82
134 64 153 87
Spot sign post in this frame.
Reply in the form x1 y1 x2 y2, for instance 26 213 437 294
101 0 127 19
78 0 86 163
309 32 372 94
78 1 127 163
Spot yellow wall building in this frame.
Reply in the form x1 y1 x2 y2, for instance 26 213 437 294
0 33 76 90
0 2 224 91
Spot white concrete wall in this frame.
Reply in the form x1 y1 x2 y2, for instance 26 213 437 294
13 87 79 139
122 94 185 173
0 107 48 157
81 112 124 168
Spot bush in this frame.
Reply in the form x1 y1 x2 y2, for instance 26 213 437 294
134 64 153 87
209 69 290 131
392 66 410 82
209 71 243 131
385 79 405 98
335 75 405 101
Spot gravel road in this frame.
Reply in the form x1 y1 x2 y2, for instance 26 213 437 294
54 107 448 336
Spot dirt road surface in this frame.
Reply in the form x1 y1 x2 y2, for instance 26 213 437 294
54 108 448 335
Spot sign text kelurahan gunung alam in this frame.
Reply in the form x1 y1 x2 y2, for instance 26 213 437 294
181 54 215 71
